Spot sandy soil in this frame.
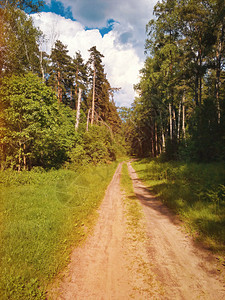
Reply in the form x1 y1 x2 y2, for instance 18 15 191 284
49 162 225 300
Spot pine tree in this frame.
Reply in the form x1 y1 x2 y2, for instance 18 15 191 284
71 51 88 110
49 40 71 104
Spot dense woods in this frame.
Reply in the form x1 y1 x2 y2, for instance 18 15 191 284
0 1 122 170
126 0 225 162
0 0 224 167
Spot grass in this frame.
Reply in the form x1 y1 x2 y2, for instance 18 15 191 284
0 162 117 299
120 162 164 297
132 158 225 255
120 163 143 229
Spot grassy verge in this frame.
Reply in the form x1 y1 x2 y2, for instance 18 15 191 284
0 162 117 299
132 158 225 255
120 162 164 297
120 163 143 229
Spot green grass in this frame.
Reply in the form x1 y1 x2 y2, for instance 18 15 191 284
120 163 143 228
132 158 225 254
0 162 117 299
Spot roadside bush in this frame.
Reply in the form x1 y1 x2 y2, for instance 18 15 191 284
69 125 117 167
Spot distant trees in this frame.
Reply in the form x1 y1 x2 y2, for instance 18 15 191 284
130 0 225 161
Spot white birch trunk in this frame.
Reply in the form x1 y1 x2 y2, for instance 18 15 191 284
182 93 186 141
177 101 181 140
91 65 96 125
169 103 172 140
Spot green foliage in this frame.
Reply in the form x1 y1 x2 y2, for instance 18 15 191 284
0 163 117 299
0 73 76 169
0 7 42 77
186 97 225 161
133 159 225 252
69 125 117 167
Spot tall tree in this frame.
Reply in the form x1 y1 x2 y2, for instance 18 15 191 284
71 51 88 110
87 46 121 131
0 7 42 77
49 40 71 104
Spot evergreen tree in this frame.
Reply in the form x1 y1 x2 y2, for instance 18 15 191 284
87 46 121 131
48 40 72 104
71 51 88 110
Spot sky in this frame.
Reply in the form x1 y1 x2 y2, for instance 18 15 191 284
31 0 157 107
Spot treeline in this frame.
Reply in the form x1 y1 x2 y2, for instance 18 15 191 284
126 0 225 161
0 1 122 170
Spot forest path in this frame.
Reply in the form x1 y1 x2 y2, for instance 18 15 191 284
49 162 225 299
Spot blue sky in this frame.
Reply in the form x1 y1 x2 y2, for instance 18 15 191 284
31 0 157 106
39 0 117 37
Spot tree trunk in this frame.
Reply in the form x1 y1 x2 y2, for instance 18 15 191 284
195 73 199 106
86 108 91 132
23 144 26 171
57 66 62 103
173 108 176 139
215 24 224 124
177 101 181 140
75 88 82 131
169 103 172 140
160 111 165 152
151 136 155 157
199 49 202 105
18 141 22 172
75 67 79 109
162 130 165 151
91 64 96 125
182 93 186 142
40 50 45 82
155 122 158 156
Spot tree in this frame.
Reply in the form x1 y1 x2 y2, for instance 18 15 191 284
0 0 44 13
0 73 76 169
49 40 71 104
87 46 121 131
0 7 42 77
134 0 225 161
71 51 88 110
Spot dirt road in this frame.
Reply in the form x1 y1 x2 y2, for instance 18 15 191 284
49 162 225 299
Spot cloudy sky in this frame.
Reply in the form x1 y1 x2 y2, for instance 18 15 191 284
31 0 157 107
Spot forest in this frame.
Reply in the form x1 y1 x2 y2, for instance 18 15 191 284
0 0 123 171
0 0 224 168
125 0 225 162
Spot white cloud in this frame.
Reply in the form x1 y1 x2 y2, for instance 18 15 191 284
59 0 157 57
32 12 144 106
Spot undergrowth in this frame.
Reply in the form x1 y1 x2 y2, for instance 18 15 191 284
0 162 117 299
132 159 225 254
